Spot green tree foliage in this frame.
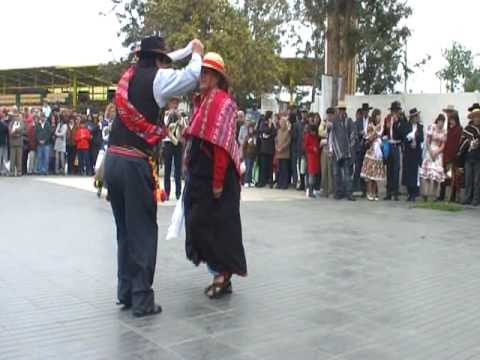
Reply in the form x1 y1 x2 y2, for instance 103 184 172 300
438 42 475 92
356 0 411 94
294 0 412 94
111 0 288 108
464 69 480 92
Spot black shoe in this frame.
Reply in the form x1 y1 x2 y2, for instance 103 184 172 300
116 301 132 311
393 196 400 201
384 195 392 201
347 196 356 201
133 304 162 318
361 193 367 198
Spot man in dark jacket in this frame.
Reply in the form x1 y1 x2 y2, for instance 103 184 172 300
353 103 371 197
458 103 480 206
330 101 356 201
0 110 9 176
383 101 407 201
35 114 51 175
257 111 276 188
294 110 307 190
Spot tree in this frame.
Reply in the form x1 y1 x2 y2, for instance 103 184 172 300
464 69 480 92
294 0 412 95
356 0 412 94
111 0 288 108
438 42 475 92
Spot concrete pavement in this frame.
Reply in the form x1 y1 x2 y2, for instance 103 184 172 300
1 176 480 360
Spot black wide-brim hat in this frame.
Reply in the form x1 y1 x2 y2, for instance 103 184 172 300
134 35 172 63
389 101 402 111
361 103 372 111
408 107 420 117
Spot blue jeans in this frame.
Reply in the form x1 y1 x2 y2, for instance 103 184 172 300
332 158 353 198
36 144 50 174
77 149 90 175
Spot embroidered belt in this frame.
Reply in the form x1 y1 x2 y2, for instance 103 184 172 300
108 145 165 203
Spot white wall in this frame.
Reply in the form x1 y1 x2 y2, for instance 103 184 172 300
346 93 480 127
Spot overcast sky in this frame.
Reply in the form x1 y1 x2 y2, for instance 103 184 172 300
0 0 478 93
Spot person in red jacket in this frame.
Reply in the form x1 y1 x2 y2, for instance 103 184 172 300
74 119 91 175
304 124 321 198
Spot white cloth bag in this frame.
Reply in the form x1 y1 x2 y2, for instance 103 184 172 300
166 193 185 241
95 149 105 173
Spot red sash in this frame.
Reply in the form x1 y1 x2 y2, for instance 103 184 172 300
115 66 166 145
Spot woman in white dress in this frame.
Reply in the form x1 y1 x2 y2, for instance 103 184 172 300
419 114 446 201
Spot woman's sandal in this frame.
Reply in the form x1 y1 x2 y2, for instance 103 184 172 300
204 279 233 299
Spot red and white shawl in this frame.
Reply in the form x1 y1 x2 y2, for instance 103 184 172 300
184 88 240 175
115 66 166 145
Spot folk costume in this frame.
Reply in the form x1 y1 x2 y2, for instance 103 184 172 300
353 103 372 196
383 101 406 200
458 104 480 206
304 126 321 197
439 108 462 202
330 102 356 201
105 36 201 317
403 109 424 201
419 124 446 183
183 53 247 299
361 122 385 182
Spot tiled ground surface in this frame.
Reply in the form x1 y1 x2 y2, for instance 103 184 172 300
1 177 480 360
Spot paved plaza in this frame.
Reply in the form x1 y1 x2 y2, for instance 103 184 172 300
1 177 480 360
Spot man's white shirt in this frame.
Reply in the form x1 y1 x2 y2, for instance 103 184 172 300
153 53 202 108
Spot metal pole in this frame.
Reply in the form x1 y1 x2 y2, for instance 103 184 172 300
72 72 78 109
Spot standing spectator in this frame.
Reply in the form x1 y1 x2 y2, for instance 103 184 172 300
319 108 334 197
353 103 371 197
236 111 247 145
163 99 185 200
383 101 406 201
295 110 307 191
403 109 424 202
54 115 68 175
74 120 91 176
48 113 58 174
35 114 51 175
42 101 51 120
275 116 291 190
288 111 299 188
438 107 462 202
330 101 356 201
25 115 37 175
66 115 77 175
458 103 480 206
0 110 9 176
104 103 116 124
8 115 25 176
257 111 276 188
242 123 257 187
89 115 102 174
304 124 321 198
420 114 447 201
361 109 385 201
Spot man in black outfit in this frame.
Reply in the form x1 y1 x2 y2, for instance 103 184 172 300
105 36 203 317
384 101 407 201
